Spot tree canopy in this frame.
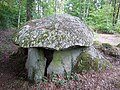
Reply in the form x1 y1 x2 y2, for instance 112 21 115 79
0 0 120 33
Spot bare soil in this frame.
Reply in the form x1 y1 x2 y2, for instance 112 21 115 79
0 30 120 90
94 33 120 46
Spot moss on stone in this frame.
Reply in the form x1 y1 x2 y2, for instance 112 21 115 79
52 50 70 67
117 43 120 48
101 43 120 57
102 43 113 49
52 52 62 67
91 58 99 71
73 50 111 73
115 82 120 88
93 41 102 49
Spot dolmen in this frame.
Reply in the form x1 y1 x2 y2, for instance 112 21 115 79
13 14 111 82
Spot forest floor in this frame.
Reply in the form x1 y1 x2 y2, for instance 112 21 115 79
94 33 120 46
0 30 120 90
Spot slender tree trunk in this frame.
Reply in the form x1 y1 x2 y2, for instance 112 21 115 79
115 0 120 25
79 0 82 18
61 0 65 13
54 0 57 14
112 0 117 26
18 0 22 28
86 0 90 19
35 0 39 17
48 0 52 15
26 0 34 21
42 1 45 17
39 0 43 18
108 0 112 4
37 0 40 14
83 0 87 19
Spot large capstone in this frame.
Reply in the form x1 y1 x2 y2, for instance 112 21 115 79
14 14 93 50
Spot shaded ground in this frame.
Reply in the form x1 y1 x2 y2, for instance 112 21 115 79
0 30 25 90
0 30 120 90
30 67 120 90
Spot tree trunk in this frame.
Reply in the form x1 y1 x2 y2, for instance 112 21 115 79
18 0 22 28
112 0 117 26
114 0 120 25
86 0 90 19
26 0 34 21
54 0 57 14
83 0 87 19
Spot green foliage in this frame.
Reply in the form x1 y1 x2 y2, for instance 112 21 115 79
87 5 115 33
65 0 120 33
0 0 26 29
65 0 90 19
0 0 120 33
0 3 18 29
114 22 120 33
32 0 55 19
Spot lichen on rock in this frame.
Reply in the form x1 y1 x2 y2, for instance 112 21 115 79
13 14 94 50
73 46 111 73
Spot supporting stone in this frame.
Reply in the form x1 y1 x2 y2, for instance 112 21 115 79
26 48 46 82
47 47 85 74
73 46 112 73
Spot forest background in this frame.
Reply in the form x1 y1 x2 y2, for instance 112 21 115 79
0 0 120 34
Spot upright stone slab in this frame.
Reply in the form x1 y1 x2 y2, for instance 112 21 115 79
26 48 46 82
47 47 85 74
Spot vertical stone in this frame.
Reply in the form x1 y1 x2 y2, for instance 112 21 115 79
47 47 83 74
26 48 46 82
